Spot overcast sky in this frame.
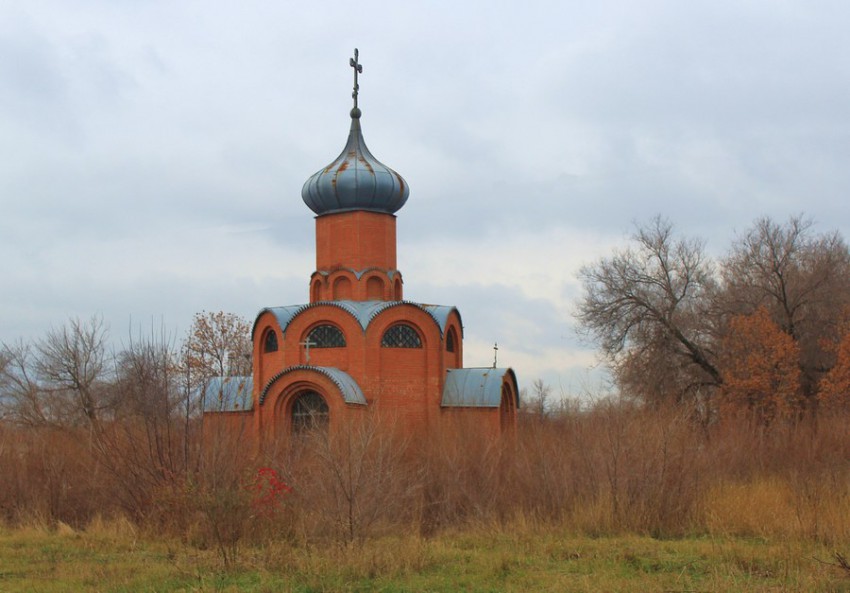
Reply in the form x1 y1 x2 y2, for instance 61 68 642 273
2 1 849 395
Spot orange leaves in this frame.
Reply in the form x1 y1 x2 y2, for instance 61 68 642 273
184 311 252 380
719 306 802 423
818 329 850 410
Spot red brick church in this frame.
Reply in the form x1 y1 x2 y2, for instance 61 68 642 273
203 50 518 447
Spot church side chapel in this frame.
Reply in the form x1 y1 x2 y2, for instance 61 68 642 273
203 50 518 447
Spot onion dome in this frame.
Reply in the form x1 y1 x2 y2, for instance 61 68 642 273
301 108 409 216
301 49 409 216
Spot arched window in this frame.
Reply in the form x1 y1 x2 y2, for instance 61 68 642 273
264 329 279 353
381 324 422 348
307 324 346 348
446 328 456 353
291 391 329 433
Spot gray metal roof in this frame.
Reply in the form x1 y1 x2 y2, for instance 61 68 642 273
253 300 462 341
259 365 367 406
441 367 518 408
301 112 409 216
203 376 253 412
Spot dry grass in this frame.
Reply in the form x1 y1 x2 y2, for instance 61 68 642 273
704 476 850 545
5 401 850 566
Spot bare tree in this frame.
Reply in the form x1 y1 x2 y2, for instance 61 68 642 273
578 217 721 404
92 327 189 518
288 413 417 544
0 341 51 426
522 379 552 419
183 310 252 423
0 317 112 430
34 316 111 430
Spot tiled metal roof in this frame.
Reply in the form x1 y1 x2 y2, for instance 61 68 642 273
441 367 518 408
253 300 462 340
259 365 367 406
202 376 253 412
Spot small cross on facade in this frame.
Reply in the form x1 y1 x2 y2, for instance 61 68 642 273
299 337 317 364
350 48 363 109
493 342 499 368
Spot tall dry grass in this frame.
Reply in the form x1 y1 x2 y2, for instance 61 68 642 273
4 398 850 554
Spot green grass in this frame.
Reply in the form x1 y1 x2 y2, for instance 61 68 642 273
1 524 848 592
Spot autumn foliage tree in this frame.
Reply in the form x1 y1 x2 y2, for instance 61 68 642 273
719 216 850 399
578 214 850 418
183 311 252 415
184 311 252 381
718 307 802 423
818 327 850 410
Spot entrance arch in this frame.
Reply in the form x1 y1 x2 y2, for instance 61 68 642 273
261 367 367 444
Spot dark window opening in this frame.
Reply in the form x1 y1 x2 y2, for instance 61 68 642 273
446 330 456 353
264 330 279 353
307 324 346 348
291 391 329 433
381 324 422 348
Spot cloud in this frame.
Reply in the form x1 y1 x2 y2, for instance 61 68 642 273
1 0 850 398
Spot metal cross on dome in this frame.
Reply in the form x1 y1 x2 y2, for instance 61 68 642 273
350 48 363 109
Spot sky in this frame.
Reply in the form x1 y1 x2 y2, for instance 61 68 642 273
2 1 849 396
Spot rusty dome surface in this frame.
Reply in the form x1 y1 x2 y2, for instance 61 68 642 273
301 111 409 216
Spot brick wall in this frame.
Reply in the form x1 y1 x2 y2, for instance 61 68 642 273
315 211 396 271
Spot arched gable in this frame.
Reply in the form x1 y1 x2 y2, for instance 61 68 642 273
253 310 284 342
260 366 366 445
253 300 462 341
366 304 441 351
289 309 362 369
261 366 366 407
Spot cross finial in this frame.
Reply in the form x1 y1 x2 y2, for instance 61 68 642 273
350 48 363 111
493 342 499 369
299 338 317 364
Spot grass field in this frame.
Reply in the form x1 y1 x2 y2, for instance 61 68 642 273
2 521 850 593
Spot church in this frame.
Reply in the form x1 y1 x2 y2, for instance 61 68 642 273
203 50 518 447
